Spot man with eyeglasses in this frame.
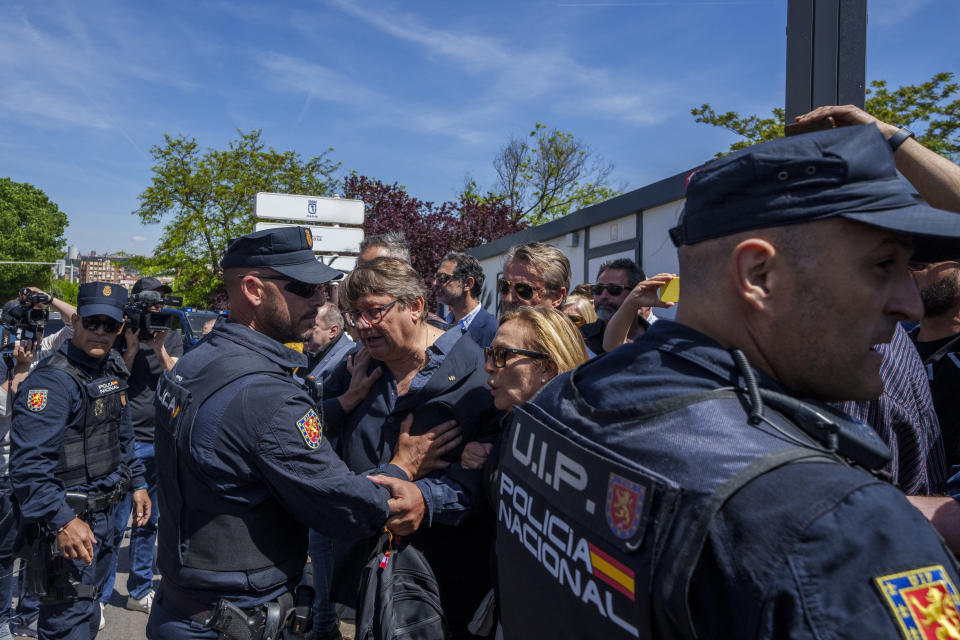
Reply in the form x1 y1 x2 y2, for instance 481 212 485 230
579 258 651 355
147 227 426 640
10 282 150 640
434 252 497 348
498 242 570 314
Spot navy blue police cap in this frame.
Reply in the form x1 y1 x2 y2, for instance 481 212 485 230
220 226 343 284
670 124 960 262
77 281 127 322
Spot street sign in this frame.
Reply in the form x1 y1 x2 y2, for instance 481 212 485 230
255 192 364 225
253 222 364 254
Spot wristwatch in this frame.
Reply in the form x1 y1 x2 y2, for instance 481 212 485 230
888 125 916 152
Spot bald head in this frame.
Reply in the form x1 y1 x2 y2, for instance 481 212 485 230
676 217 921 403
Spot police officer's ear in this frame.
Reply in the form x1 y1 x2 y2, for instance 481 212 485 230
731 237 778 311
70 313 81 331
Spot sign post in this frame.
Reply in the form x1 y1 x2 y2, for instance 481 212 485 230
254 192 364 273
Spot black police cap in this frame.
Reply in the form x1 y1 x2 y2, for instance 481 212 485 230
221 226 342 284
77 281 127 321
670 124 960 262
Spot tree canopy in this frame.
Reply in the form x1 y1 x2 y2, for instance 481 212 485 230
489 123 621 225
345 175 526 307
692 72 960 158
0 178 68 301
133 129 340 306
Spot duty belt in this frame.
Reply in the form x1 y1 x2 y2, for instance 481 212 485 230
64 472 132 518
158 580 311 640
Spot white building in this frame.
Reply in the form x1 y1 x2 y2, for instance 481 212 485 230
467 169 689 319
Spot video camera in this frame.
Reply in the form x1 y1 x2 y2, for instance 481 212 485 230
124 290 183 338
1 289 53 354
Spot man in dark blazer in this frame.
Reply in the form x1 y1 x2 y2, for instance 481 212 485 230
435 252 498 348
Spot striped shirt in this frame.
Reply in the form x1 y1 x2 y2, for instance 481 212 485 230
835 323 946 495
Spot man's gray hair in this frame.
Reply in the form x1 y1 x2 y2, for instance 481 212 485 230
317 303 344 333
505 242 571 294
359 231 411 263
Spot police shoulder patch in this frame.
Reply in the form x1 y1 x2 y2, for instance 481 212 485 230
605 472 645 540
296 409 323 449
875 564 960 639
27 389 48 412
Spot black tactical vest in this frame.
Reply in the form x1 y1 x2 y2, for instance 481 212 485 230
495 383 889 640
34 351 127 488
154 351 308 596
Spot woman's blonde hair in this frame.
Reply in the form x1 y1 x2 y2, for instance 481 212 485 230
340 256 427 319
562 295 597 325
499 306 589 374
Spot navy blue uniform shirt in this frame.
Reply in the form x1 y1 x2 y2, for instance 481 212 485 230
174 320 391 542
10 341 145 531
530 320 960 639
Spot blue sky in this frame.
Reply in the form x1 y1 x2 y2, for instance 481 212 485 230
0 0 956 255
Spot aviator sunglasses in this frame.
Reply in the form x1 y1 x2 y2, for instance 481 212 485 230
239 274 324 299
590 283 626 296
81 315 122 333
484 345 550 369
497 278 544 301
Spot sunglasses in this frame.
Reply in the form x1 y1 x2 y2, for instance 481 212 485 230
590 283 627 296
344 299 401 327
908 260 960 272
81 315 122 333
434 272 458 285
497 278 543 301
241 274 324 299
485 345 550 369
566 314 585 327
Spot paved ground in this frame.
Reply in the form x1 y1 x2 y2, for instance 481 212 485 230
13 538 357 640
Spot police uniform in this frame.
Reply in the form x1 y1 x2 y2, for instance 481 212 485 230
494 126 960 640
10 283 146 640
146 227 395 640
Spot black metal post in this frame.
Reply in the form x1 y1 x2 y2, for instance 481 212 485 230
785 0 867 121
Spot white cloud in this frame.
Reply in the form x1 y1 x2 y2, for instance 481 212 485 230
322 0 675 126
131 235 147 242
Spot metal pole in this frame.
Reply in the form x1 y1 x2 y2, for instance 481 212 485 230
785 0 866 121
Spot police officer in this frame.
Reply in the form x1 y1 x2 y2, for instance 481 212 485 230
146 226 426 640
495 125 960 639
10 282 150 640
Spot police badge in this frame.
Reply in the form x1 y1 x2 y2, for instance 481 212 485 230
94 398 105 417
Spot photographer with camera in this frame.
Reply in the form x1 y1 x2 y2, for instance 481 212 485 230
2 287 78 638
9 282 149 640
100 277 182 620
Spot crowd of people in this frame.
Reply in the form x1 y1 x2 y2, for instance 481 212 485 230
3 104 960 640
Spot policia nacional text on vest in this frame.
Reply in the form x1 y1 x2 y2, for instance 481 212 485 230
17 350 132 603
494 349 898 640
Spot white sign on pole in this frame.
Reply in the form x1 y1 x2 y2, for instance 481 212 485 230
255 192 364 225
253 222 364 254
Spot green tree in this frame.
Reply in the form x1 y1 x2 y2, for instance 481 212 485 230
692 72 960 158
134 130 340 307
0 178 68 301
50 279 79 306
491 123 621 226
